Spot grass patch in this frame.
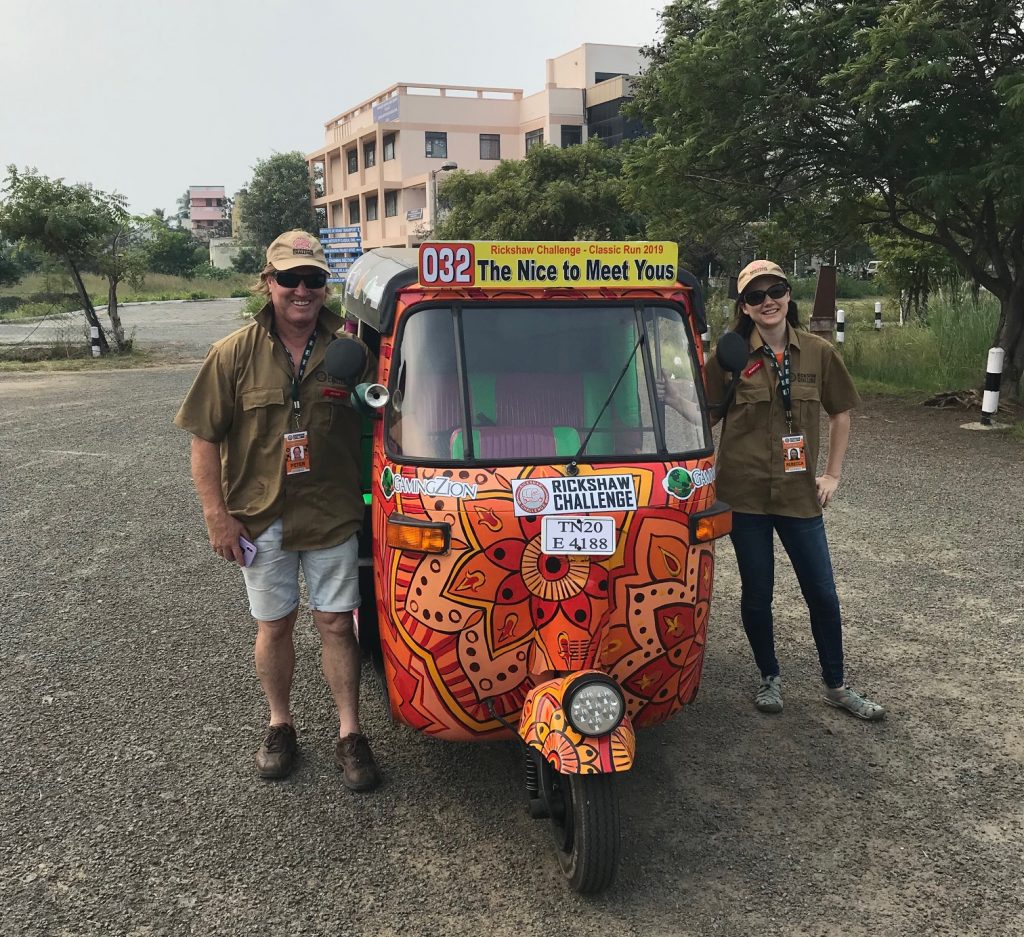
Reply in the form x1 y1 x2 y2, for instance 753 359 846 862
0 347 157 372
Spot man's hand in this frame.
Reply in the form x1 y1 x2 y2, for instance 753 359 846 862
205 509 251 565
816 473 840 508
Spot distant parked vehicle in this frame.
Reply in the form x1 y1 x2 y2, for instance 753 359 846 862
865 260 882 278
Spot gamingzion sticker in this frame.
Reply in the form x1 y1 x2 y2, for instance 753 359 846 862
381 466 479 500
662 466 716 500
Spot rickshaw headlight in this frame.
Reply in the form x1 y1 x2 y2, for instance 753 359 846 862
564 676 625 736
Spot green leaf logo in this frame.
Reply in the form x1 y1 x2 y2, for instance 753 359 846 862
664 467 693 500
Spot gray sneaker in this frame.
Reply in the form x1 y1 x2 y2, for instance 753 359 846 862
824 685 886 721
755 675 783 713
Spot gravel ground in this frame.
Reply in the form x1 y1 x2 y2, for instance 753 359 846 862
0 359 1021 937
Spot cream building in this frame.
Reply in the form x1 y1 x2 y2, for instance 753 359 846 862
307 44 645 250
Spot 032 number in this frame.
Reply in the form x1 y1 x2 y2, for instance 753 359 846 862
420 244 474 285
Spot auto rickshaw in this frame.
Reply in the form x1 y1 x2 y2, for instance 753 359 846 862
326 241 746 893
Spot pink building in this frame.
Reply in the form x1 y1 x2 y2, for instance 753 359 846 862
188 185 228 241
307 44 645 250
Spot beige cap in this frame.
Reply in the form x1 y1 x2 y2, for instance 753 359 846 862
266 230 330 274
737 259 787 296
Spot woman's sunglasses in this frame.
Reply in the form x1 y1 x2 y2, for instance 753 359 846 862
273 270 328 289
742 283 790 306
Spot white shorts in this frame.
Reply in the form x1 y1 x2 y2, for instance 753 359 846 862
240 519 360 621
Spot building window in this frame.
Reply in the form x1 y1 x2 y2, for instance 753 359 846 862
383 133 396 161
525 129 543 152
425 131 448 159
348 198 360 224
346 149 358 174
479 133 500 160
363 141 376 168
595 71 628 83
384 190 398 217
365 195 378 221
561 125 582 148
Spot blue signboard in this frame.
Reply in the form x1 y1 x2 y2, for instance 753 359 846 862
319 226 362 282
372 97 400 123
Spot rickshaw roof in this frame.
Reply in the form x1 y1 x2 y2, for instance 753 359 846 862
341 243 706 334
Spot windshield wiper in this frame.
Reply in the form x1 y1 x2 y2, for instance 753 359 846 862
566 334 644 476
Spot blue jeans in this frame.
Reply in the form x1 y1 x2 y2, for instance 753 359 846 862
729 512 845 689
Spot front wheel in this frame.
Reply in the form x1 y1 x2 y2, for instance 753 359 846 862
550 772 621 894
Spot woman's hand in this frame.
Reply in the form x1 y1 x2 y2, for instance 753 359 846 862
816 473 840 508
656 370 693 413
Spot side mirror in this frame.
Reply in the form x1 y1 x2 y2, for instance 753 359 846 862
325 337 367 384
715 331 749 374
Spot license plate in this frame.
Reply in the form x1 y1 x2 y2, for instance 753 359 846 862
541 515 616 555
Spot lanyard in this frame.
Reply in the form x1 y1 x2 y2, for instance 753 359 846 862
760 338 794 433
281 331 318 428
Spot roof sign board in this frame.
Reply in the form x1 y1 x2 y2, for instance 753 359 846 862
372 97 400 123
417 241 679 289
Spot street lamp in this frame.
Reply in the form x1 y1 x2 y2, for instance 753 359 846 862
430 160 458 231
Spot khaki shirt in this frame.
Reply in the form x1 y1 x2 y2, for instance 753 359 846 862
174 303 373 551
705 326 860 518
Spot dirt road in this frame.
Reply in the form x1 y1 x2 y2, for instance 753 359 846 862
0 364 1020 937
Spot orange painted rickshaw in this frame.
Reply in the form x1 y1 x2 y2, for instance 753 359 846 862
326 241 746 893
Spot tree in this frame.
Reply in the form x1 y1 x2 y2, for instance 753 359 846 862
0 241 23 287
436 141 645 241
89 218 150 348
629 0 1024 395
0 166 132 353
869 224 961 323
241 152 318 249
142 215 207 278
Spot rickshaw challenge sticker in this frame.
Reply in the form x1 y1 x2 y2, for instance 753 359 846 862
512 475 638 517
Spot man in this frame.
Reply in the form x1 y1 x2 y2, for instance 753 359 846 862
174 229 381 787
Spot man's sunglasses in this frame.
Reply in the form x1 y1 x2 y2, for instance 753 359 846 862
273 270 328 289
742 283 790 306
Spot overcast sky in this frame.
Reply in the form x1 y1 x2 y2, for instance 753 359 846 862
1 0 665 216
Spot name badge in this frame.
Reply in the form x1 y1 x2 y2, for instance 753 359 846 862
782 434 807 473
284 431 311 475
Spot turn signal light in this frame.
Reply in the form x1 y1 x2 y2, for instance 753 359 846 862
689 501 733 542
386 515 451 554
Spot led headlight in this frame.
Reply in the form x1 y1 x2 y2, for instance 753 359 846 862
564 676 625 736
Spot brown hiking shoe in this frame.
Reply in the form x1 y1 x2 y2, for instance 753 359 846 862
255 723 298 779
334 732 381 791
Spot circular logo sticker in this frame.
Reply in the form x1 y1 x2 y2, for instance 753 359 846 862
381 466 395 499
514 480 550 514
664 467 694 500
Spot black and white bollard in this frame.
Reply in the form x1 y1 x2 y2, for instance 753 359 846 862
701 327 710 355
723 302 730 321
90 325 101 358
962 346 1011 431
836 308 846 347
874 301 882 331
981 347 1005 426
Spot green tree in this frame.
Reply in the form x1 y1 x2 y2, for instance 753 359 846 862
142 216 207 278
436 141 644 241
241 152 317 250
629 0 1024 395
869 224 961 322
0 241 23 287
0 166 132 353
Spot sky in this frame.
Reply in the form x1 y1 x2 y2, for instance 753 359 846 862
0 0 665 216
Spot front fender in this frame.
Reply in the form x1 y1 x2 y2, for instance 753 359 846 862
518 673 635 774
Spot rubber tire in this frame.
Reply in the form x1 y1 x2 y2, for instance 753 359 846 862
552 773 621 894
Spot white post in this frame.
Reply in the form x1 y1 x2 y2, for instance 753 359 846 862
90 325 101 358
836 309 845 346
981 347 1005 426
723 302 729 321
874 301 882 331
701 327 710 354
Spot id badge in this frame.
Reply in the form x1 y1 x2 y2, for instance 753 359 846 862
284 431 311 475
782 434 807 473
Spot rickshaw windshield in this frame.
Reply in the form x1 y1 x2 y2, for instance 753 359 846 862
386 303 709 462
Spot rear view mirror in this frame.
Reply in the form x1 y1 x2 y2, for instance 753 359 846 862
715 331 749 374
325 337 367 384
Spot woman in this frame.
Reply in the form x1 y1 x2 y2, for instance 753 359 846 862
696 259 884 719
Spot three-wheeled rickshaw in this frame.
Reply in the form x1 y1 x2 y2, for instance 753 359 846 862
327 241 744 893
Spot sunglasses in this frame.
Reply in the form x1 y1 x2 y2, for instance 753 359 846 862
742 283 790 306
273 270 328 289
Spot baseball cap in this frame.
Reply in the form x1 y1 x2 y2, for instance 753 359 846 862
266 230 330 274
737 260 788 296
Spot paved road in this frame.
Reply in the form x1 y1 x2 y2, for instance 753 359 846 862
0 299 245 358
0 363 1021 936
